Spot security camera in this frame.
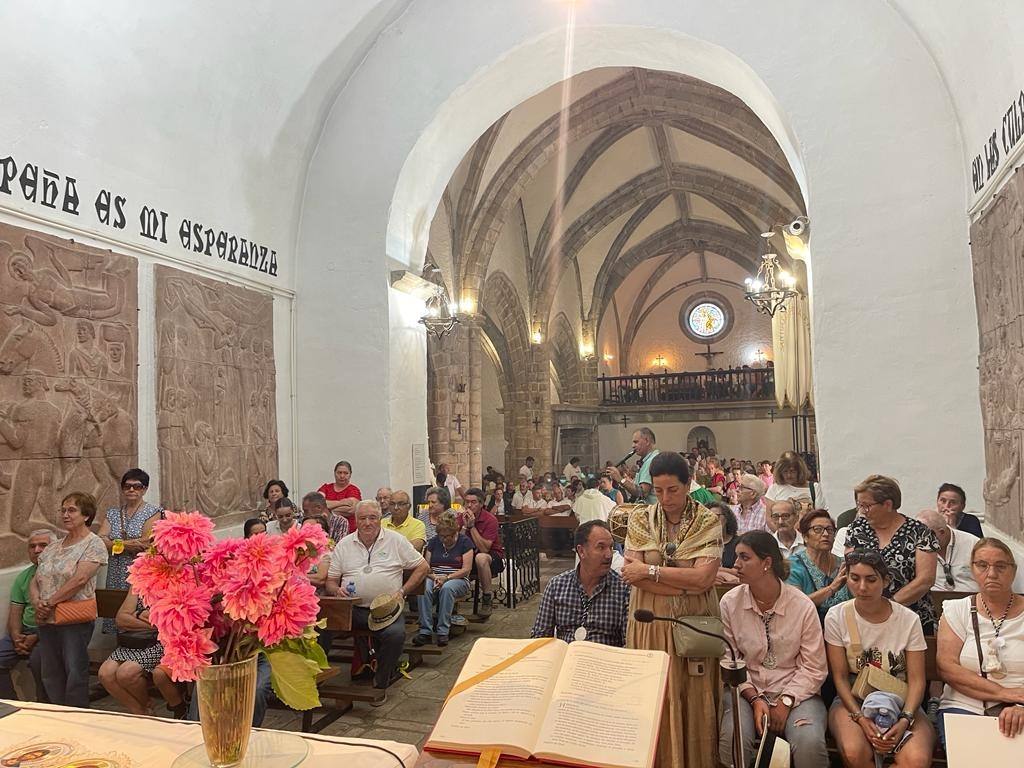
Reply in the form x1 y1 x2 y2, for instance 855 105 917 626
785 217 809 237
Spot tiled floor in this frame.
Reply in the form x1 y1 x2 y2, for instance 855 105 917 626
91 553 572 752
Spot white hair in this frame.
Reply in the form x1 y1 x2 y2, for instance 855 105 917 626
28 529 55 543
354 499 382 517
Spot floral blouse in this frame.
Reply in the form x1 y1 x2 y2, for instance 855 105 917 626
845 515 939 631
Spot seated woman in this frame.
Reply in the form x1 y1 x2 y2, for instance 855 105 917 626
937 537 1024 743
414 512 474 647
788 509 851 620
302 517 334 591
243 518 266 538
719 531 829 768
844 475 939 633
708 501 740 586
260 479 289 521
824 551 934 766
99 589 185 717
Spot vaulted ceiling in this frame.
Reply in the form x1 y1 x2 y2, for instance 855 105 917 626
427 66 805 374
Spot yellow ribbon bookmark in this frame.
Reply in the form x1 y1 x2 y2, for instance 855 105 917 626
476 747 501 768
444 638 554 704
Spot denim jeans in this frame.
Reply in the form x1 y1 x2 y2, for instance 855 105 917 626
720 694 829 768
0 629 44 701
417 577 471 638
351 606 405 689
186 654 273 726
37 622 94 707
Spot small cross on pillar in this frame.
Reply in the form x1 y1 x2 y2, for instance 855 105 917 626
452 413 465 435
532 415 542 432
620 414 630 429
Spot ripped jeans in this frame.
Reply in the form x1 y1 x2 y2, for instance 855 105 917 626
719 693 829 768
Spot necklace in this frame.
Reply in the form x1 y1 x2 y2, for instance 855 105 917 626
761 610 777 669
981 594 1014 679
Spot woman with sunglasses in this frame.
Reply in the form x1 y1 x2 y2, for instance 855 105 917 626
936 538 1024 743
824 551 935 766
719 531 829 768
97 469 162 632
844 475 939 632
788 509 850 619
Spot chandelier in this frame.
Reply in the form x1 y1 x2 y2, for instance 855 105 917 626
744 232 798 318
419 282 460 339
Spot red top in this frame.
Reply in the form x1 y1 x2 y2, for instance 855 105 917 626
473 509 504 558
317 482 362 527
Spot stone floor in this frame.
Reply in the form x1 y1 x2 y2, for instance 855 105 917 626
91 553 571 751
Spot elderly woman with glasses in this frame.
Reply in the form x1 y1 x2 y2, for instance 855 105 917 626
936 537 1024 744
844 475 939 633
97 469 162 633
788 509 850 619
825 550 935 767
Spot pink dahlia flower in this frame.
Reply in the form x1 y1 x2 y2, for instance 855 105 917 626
127 555 183 602
152 511 216 565
256 575 320 647
221 570 280 624
198 537 244 583
281 524 328 574
235 533 291 585
148 579 215 636
160 627 219 682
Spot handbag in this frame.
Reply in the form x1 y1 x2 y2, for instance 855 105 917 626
671 615 726 658
970 596 1010 717
117 629 159 649
844 603 909 701
53 597 98 625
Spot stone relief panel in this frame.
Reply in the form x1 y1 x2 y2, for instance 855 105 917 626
0 223 138 566
972 166 1024 536
154 266 276 522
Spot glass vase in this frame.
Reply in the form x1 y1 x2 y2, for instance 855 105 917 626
196 654 258 768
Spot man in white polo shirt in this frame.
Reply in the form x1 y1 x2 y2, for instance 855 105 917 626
919 509 979 591
326 500 428 696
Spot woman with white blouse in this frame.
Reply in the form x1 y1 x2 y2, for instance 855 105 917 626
764 453 827 518
936 537 1024 742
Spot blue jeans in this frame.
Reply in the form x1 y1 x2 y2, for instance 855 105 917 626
720 694 829 768
417 577 471 638
351 606 406 689
186 655 273 726
936 707 976 747
37 622 93 707
0 630 44 701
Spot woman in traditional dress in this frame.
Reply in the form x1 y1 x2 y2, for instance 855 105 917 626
621 451 721 768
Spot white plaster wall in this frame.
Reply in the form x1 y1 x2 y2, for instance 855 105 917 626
598 418 793 467
377 2 984 517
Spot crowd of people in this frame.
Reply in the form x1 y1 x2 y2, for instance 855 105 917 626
0 436 1021 768
520 431 1024 767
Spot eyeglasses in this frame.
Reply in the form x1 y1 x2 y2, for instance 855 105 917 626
770 512 796 521
808 525 836 535
845 550 886 567
394 501 411 508
855 501 882 512
122 482 145 491
941 562 955 588
972 561 1015 575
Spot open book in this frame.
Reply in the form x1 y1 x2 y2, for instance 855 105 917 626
425 637 670 768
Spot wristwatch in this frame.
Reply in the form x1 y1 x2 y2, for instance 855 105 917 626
897 711 914 725
849 711 863 723
779 694 795 708
647 564 658 580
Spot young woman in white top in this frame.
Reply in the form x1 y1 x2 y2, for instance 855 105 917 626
764 453 827 518
936 537 1024 743
824 550 934 767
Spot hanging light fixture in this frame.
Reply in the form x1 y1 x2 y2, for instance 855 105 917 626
744 232 798 318
418 260 461 339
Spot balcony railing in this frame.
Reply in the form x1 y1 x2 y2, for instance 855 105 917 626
599 367 775 405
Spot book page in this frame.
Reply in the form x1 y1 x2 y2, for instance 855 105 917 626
425 637 567 756
534 642 669 768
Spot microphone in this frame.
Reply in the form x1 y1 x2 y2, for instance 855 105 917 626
632 609 745 684
614 449 636 467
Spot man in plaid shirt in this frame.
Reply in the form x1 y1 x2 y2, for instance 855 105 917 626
530 520 630 647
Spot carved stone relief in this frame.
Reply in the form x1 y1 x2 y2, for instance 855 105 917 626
971 166 1024 536
0 223 138 566
154 266 276 523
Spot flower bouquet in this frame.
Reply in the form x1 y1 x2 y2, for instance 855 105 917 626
128 511 330 710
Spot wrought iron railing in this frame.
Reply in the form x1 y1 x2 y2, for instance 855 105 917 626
598 367 775 405
498 517 540 607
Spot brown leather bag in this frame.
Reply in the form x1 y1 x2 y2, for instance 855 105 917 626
54 598 98 625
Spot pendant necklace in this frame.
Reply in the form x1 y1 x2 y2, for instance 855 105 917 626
363 539 377 574
981 594 1014 679
762 610 778 669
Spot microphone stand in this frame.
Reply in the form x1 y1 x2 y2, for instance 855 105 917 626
635 612 747 768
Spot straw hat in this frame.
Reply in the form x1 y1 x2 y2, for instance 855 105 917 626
367 593 403 630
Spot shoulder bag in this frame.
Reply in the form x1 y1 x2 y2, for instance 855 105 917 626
970 596 1010 717
671 615 726 658
845 603 909 701
54 598 98 625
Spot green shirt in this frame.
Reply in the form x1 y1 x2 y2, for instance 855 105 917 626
690 487 716 506
635 449 661 505
10 563 37 629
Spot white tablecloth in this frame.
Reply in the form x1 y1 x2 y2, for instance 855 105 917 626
0 700 418 767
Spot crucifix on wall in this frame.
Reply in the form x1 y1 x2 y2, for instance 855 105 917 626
695 344 722 370
532 415 542 432
452 413 465 435
619 414 630 429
